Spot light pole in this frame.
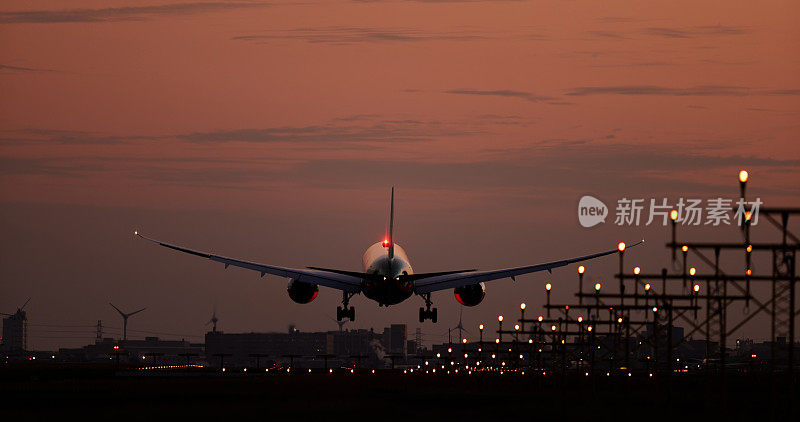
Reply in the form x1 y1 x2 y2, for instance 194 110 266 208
545 283 552 316
594 282 602 319
618 242 626 304
498 315 503 342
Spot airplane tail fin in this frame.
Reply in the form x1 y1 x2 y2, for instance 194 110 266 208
387 186 395 260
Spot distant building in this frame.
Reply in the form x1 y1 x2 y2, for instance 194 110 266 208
382 324 407 357
205 330 332 367
57 337 203 365
1 308 28 353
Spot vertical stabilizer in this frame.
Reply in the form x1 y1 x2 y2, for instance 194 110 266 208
388 187 395 260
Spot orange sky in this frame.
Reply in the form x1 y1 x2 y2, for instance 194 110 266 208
1 1 798 349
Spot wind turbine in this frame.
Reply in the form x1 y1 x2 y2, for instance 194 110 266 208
206 307 219 333
109 303 146 341
327 315 347 332
448 306 470 344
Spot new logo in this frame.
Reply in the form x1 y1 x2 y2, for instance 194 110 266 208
578 195 607 227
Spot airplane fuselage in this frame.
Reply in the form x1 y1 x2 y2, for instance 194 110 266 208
361 242 414 306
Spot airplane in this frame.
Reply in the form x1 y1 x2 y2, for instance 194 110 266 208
135 188 642 323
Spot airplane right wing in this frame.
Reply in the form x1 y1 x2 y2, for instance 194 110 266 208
413 240 643 294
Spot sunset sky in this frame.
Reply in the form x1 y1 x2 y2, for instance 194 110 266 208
1 0 798 350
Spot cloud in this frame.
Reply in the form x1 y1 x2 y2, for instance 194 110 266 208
566 85 800 97
0 129 154 144
179 121 475 144
352 0 528 3
233 27 489 44
0 156 105 177
0 2 270 24
586 30 630 40
643 26 749 39
0 64 58 73
443 89 557 103
3 135 799 200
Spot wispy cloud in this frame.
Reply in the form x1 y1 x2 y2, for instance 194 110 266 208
566 85 800 97
352 0 529 3
0 2 270 24
233 26 490 44
586 30 631 40
643 25 749 39
0 63 58 73
179 121 473 144
444 89 558 103
0 129 154 144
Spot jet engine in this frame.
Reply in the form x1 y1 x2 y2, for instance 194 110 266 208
453 282 485 307
287 279 319 304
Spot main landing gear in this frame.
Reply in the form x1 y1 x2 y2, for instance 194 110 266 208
419 293 438 323
337 292 355 322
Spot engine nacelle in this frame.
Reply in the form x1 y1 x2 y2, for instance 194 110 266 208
454 282 485 307
287 279 319 304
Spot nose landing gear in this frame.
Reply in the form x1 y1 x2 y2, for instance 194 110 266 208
418 293 438 323
337 292 355 322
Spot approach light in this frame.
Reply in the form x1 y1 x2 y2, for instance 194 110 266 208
746 269 752 276
551 325 557 331
634 267 641 275
689 267 696 276
745 211 752 221
578 316 583 323
578 265 585 274
617 317 623 324
595 283 602 291
537 316 543 322
682 245 689 252
462 338 467 344
739 170 749 183
693 284 700 292
670 210 679 221
746 245 753 253
514 324 520 331
587 326 593 332
479 324 484 330
545 283 552 291
618 242 626 252
644 283 651 291
652 307 658 313
498 315 504 322
520 303 526 310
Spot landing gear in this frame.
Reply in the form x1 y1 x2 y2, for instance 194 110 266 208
418 294 438 323
337 292 355 322
337 306 355 321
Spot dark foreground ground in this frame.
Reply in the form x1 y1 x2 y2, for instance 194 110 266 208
1 364 797 420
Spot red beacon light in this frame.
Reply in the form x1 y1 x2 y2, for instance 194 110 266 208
382 239 390 247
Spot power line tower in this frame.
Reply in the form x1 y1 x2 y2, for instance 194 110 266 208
95 320 103 343
415 327 423 353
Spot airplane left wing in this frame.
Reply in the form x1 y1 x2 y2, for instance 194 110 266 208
135 232 363 293
413 240 643 294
